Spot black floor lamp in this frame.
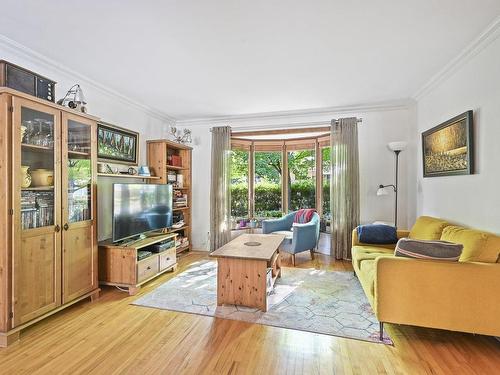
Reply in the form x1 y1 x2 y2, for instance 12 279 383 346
377 141 407 228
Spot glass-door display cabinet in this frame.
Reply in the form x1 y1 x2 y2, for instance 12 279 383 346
61 112 98 304
0 88 100 347
13 97 62 326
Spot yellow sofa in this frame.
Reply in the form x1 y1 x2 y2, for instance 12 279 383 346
352 216 500 339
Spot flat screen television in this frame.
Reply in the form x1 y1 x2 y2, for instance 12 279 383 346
112 183 173 243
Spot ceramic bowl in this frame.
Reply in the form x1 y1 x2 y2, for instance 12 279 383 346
30 169 54 187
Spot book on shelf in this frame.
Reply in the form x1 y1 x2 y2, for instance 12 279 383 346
171 220 185 229
173 193 188 207
176 237 189 248
21 190 54 229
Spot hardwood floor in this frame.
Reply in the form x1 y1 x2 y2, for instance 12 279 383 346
0 251 498 374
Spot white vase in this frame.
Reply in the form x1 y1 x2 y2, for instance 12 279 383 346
20 166 31 188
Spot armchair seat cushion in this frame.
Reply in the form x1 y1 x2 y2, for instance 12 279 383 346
271 230 293 241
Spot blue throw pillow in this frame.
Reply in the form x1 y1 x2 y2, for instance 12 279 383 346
357 224 398 244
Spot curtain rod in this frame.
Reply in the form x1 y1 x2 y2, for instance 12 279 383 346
331 118 363 125
210 117 363 132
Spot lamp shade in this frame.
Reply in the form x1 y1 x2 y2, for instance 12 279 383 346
377 187 389 196
74 85 87 105
388 141 407 152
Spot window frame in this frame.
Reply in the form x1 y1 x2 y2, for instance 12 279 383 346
230 133 330 219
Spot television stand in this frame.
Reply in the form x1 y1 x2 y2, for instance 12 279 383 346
113 234 147 247
113 231 165 247
98 233 178 295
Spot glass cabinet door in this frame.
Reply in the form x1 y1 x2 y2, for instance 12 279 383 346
65 119 93 223
61 113 97 304
12 96 62 327
19 104 59 230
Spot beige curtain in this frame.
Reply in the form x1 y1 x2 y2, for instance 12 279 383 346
210 126 231 251
330 118 360 260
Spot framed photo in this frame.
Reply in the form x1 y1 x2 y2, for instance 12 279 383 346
97 122 139 165
422 110 473 177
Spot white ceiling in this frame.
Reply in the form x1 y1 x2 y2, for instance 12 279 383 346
1 1 500 120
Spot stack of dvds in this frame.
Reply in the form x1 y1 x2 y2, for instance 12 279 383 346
21 191 37 229
20 191 54 230
173 194 187 208
35 191 54 228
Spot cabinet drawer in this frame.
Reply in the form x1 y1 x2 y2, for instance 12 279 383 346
137 255 159 283
159 248 176 271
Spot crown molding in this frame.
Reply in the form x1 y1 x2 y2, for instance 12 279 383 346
413 15 500 101
0 34 176 123
176 99 413 126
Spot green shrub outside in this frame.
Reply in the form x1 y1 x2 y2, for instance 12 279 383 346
231 180 331 218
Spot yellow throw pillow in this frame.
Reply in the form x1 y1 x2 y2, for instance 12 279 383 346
409 216 450 240
440 226 500 263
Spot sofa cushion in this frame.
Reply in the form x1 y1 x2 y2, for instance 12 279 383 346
357 259 377 302
294 209 316 223
409 216 450 240
441 226 500 263
352 245 394 255
357 224 398 244
395 238 462 261
351 245 393 270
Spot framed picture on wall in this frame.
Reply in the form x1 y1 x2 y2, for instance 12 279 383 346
421 110 473 177
97 122 139 165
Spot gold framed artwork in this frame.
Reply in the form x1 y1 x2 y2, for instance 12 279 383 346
422 110 473 177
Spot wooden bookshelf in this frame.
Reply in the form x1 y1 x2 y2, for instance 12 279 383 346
173 206 189 212
165 165 188 171
147 139 192 254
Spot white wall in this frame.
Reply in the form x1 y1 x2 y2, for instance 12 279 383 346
182 106 416 251
1 38 418 249
415 32 500 233
0 44 173 241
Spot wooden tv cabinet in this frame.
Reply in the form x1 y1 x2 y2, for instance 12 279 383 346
98 233 178 295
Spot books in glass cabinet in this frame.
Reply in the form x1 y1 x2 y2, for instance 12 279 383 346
21 191 54 229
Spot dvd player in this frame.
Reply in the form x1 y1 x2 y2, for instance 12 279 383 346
152 240 175 253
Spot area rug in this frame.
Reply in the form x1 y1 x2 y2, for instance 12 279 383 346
132 260 392 344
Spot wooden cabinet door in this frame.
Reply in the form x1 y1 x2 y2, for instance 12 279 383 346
12 97 62 327
61 113 97 303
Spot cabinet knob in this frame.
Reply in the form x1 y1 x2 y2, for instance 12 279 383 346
63 223 69 231
55 225 60 232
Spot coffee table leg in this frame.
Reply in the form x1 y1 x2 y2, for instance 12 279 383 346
259 261 268 312
216 258 225 306
276 251 282 278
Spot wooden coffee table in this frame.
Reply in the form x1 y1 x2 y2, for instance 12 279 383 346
210 233 285 312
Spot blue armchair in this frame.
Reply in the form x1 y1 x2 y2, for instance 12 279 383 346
262 211 320 266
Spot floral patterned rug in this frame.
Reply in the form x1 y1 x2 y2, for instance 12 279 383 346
132 260 392 345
